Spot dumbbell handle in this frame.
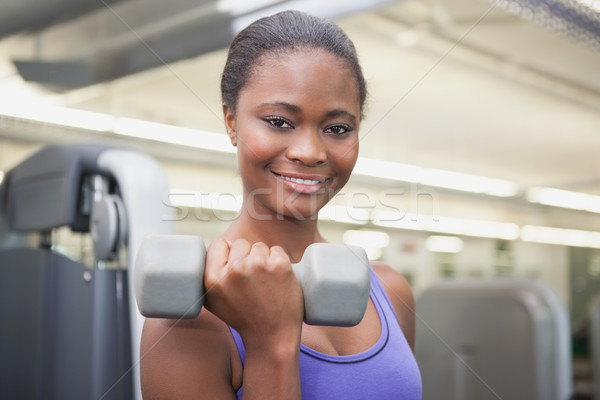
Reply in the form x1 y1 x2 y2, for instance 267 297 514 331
134 235 370 326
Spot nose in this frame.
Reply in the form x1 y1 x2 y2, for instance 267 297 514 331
285 129 327 166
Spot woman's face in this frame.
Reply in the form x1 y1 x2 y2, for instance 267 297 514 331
224 48 361 220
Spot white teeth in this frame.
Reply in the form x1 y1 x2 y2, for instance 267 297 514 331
282 176 321 185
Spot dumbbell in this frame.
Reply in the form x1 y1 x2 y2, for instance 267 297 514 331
134 235 371 327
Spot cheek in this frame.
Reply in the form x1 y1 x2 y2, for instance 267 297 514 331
335 140 359 173
236 125 278 164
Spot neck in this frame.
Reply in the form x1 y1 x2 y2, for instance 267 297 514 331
223 199 325 263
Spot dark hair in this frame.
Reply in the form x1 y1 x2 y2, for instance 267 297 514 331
221 10 367 117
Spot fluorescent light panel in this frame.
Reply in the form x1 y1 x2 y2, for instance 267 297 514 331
114 118 235 154
526 187 600 213
342 229 390 260
343 229 390 248
426 235 464 253
1 103 114 131
354 157 422 183
521 225 600 249
372 210 520 240
354 157 519 197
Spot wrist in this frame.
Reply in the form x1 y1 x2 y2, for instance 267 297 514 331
244 331 301 361
241 334 302 399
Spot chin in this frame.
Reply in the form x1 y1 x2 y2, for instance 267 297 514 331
276 202 325 222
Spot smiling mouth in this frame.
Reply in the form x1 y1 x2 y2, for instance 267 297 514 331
272 171 328 188
281 175 322 185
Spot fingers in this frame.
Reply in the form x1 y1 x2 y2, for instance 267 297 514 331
204 238 280 304
229 239 260 269
223 240 285 272
204 238 230 289
267 245 290 270
206 237 230 269
203 239 302 332
206 238 272 276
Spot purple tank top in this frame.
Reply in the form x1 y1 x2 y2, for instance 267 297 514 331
229 268 422 399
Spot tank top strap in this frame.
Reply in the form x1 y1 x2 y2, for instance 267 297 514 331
369 266 402 326
229 325 245 366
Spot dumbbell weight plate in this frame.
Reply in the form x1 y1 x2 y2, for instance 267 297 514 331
295 243 370 327
134 235 206 318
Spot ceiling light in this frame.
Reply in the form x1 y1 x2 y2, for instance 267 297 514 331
113 118 235 154
521 225 600 248
343 229 390 248
526 187 600 213
395 30 421 47
372 210 520 240
353 157 519 197
421 168 519 197
363 247 383 260
342 229 389 260
0 103 115 131
425 235 464 253
354 157 422 183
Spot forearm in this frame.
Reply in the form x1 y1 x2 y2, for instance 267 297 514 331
242 338 301 399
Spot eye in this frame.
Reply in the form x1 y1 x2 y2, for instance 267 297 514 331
264 117 293 129
324 124 352 136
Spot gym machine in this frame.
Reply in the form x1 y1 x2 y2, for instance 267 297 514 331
0 144 173 400
415 279 572 400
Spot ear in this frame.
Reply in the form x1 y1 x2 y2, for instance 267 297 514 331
223 104 237 146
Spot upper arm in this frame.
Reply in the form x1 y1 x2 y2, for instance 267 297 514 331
140 310 240 400
371 262 416 351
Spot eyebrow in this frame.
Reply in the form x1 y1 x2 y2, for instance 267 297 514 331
257 102 357 122
325 109 358 123
257 101 300 113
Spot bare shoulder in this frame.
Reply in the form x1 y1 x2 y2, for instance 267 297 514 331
371 261 416 350
140 309 241 399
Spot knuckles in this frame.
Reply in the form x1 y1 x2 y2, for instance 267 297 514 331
202 240 303 329
205 240 294 289
265 247 291 272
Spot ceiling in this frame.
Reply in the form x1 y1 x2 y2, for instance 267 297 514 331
0 0 599 198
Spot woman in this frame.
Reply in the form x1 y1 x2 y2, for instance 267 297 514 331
141 10 422 399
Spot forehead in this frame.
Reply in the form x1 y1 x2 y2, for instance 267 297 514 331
239 48 360 115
